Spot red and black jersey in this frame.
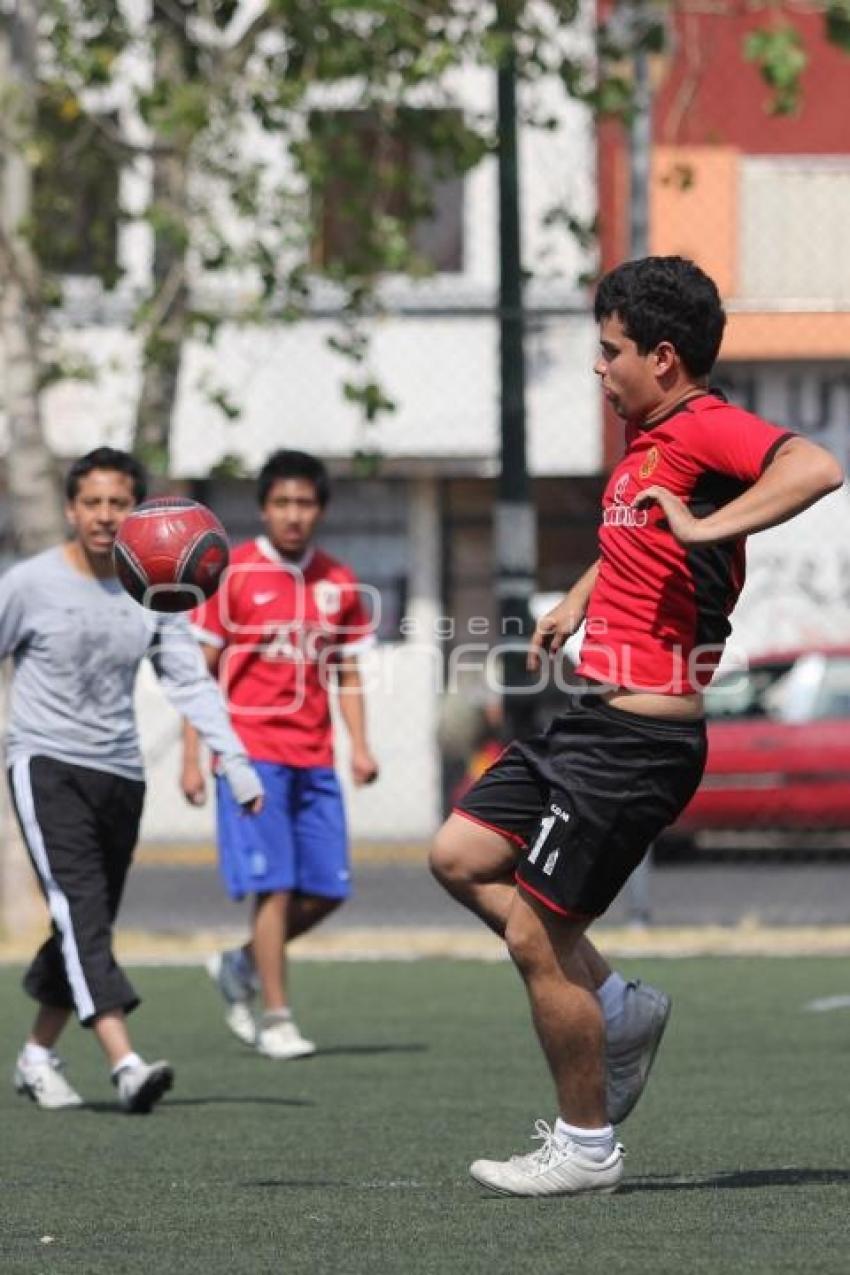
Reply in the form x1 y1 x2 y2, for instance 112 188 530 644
576 393 794 695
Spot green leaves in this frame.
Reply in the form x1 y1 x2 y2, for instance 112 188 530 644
22 1 850 471
825 0 850 52
743 24 809 116
343 378 397 422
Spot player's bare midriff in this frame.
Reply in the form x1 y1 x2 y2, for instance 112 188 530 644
598 685 705 722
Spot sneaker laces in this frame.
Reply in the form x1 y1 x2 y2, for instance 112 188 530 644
510 1120 567 1172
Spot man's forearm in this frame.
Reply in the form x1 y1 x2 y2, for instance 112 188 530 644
337 669 369 750
694 439 843 543
570 560 600 610
183 719 202 766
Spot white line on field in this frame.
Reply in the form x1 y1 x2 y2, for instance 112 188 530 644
803 994 850 1012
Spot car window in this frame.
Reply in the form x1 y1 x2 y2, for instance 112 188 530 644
704 662 794 720
811 657 850 719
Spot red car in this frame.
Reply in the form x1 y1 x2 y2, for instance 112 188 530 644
673 646 850 842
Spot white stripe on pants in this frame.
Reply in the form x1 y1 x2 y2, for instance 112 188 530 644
11 756 96 1022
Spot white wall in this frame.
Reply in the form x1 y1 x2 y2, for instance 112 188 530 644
16 309 601 477
727 486 850 659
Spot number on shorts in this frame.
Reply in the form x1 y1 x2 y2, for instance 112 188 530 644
527 814 556 865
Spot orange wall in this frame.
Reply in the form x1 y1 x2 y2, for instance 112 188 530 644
650 146 739 297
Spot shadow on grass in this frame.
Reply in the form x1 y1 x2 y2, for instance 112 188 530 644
82 1095 315 1114
244 1179 430 1190
313 1042 428 1059
620 1167 850 1194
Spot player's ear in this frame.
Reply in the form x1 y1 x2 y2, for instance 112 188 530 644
653 340 678 377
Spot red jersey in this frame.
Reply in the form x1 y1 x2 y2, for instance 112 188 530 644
577 394 793 695
191 537 374 767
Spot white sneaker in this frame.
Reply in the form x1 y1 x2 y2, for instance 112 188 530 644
206 950 258 1045
606 980 671 1125
114 1059 174 1114
224 1001 258 1046
14 1052 84 1110
470 1120 624 1197
256 1016 316 1061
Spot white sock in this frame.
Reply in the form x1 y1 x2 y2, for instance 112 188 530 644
111 1051 142 1078
597 971 628 1029
262 1008 292 1025
22 1042 51 1065
555 1118 616 1162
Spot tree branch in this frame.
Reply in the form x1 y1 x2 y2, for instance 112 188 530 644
219 4 274 77
152 0 191 30
0 222 41 309
138 259 187 340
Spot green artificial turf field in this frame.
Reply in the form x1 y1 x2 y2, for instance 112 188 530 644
1 957 849 1275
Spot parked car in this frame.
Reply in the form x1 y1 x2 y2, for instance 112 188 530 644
669 646 850 848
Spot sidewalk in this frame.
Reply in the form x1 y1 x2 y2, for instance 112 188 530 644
5 843 850 962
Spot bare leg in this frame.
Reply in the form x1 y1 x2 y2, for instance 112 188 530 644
240 893 341 975
505 890 606 1127
252 890 289 1011
429 813 518 935
430 814 612 990
27 1004 137 1071
28 1004 72 1051
283 893 342 942
92 1010 135 1069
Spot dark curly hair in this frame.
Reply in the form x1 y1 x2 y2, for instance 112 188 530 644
257 450 330 508
65 448 148 504
594 256 726 378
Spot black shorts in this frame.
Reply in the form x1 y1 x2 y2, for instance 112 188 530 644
454 694 707 920
8 755 145 1025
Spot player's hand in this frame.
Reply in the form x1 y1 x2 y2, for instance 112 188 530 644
351 749 379 786
181 761 207 807
527 595 585 671
632 485 707 545
242 794 264 815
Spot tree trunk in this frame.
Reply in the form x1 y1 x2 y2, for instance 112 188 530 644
0 2 65 555
0 3 59 945
132 12 191 474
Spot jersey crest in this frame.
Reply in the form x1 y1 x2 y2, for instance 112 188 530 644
639 445 660 479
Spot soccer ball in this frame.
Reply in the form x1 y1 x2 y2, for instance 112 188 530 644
113 497 230 613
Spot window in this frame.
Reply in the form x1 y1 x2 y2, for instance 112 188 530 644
740 158 850 305
309 109 464 275
704 662 794 720
34 97 120 283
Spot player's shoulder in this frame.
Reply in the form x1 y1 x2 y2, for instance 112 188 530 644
307 546 358 584
229 537 266 565
678 393 766 432
0 546 64 592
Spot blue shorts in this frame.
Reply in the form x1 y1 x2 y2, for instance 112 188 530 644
215 763 350 902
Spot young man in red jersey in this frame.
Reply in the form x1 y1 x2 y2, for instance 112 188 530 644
430 256 844 1197
182 450 378 1059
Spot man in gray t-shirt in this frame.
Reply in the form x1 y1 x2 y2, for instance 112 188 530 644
1 447 263 1114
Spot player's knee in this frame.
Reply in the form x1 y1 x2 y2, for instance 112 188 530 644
428 827 471 892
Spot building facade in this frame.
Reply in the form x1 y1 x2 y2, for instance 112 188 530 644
2 46 603 844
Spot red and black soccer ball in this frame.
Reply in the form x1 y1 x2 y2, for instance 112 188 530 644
113 497 230 613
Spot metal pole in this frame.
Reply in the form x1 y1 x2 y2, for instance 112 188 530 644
629 36 652 260
625 8 655 924
495 4 536 740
